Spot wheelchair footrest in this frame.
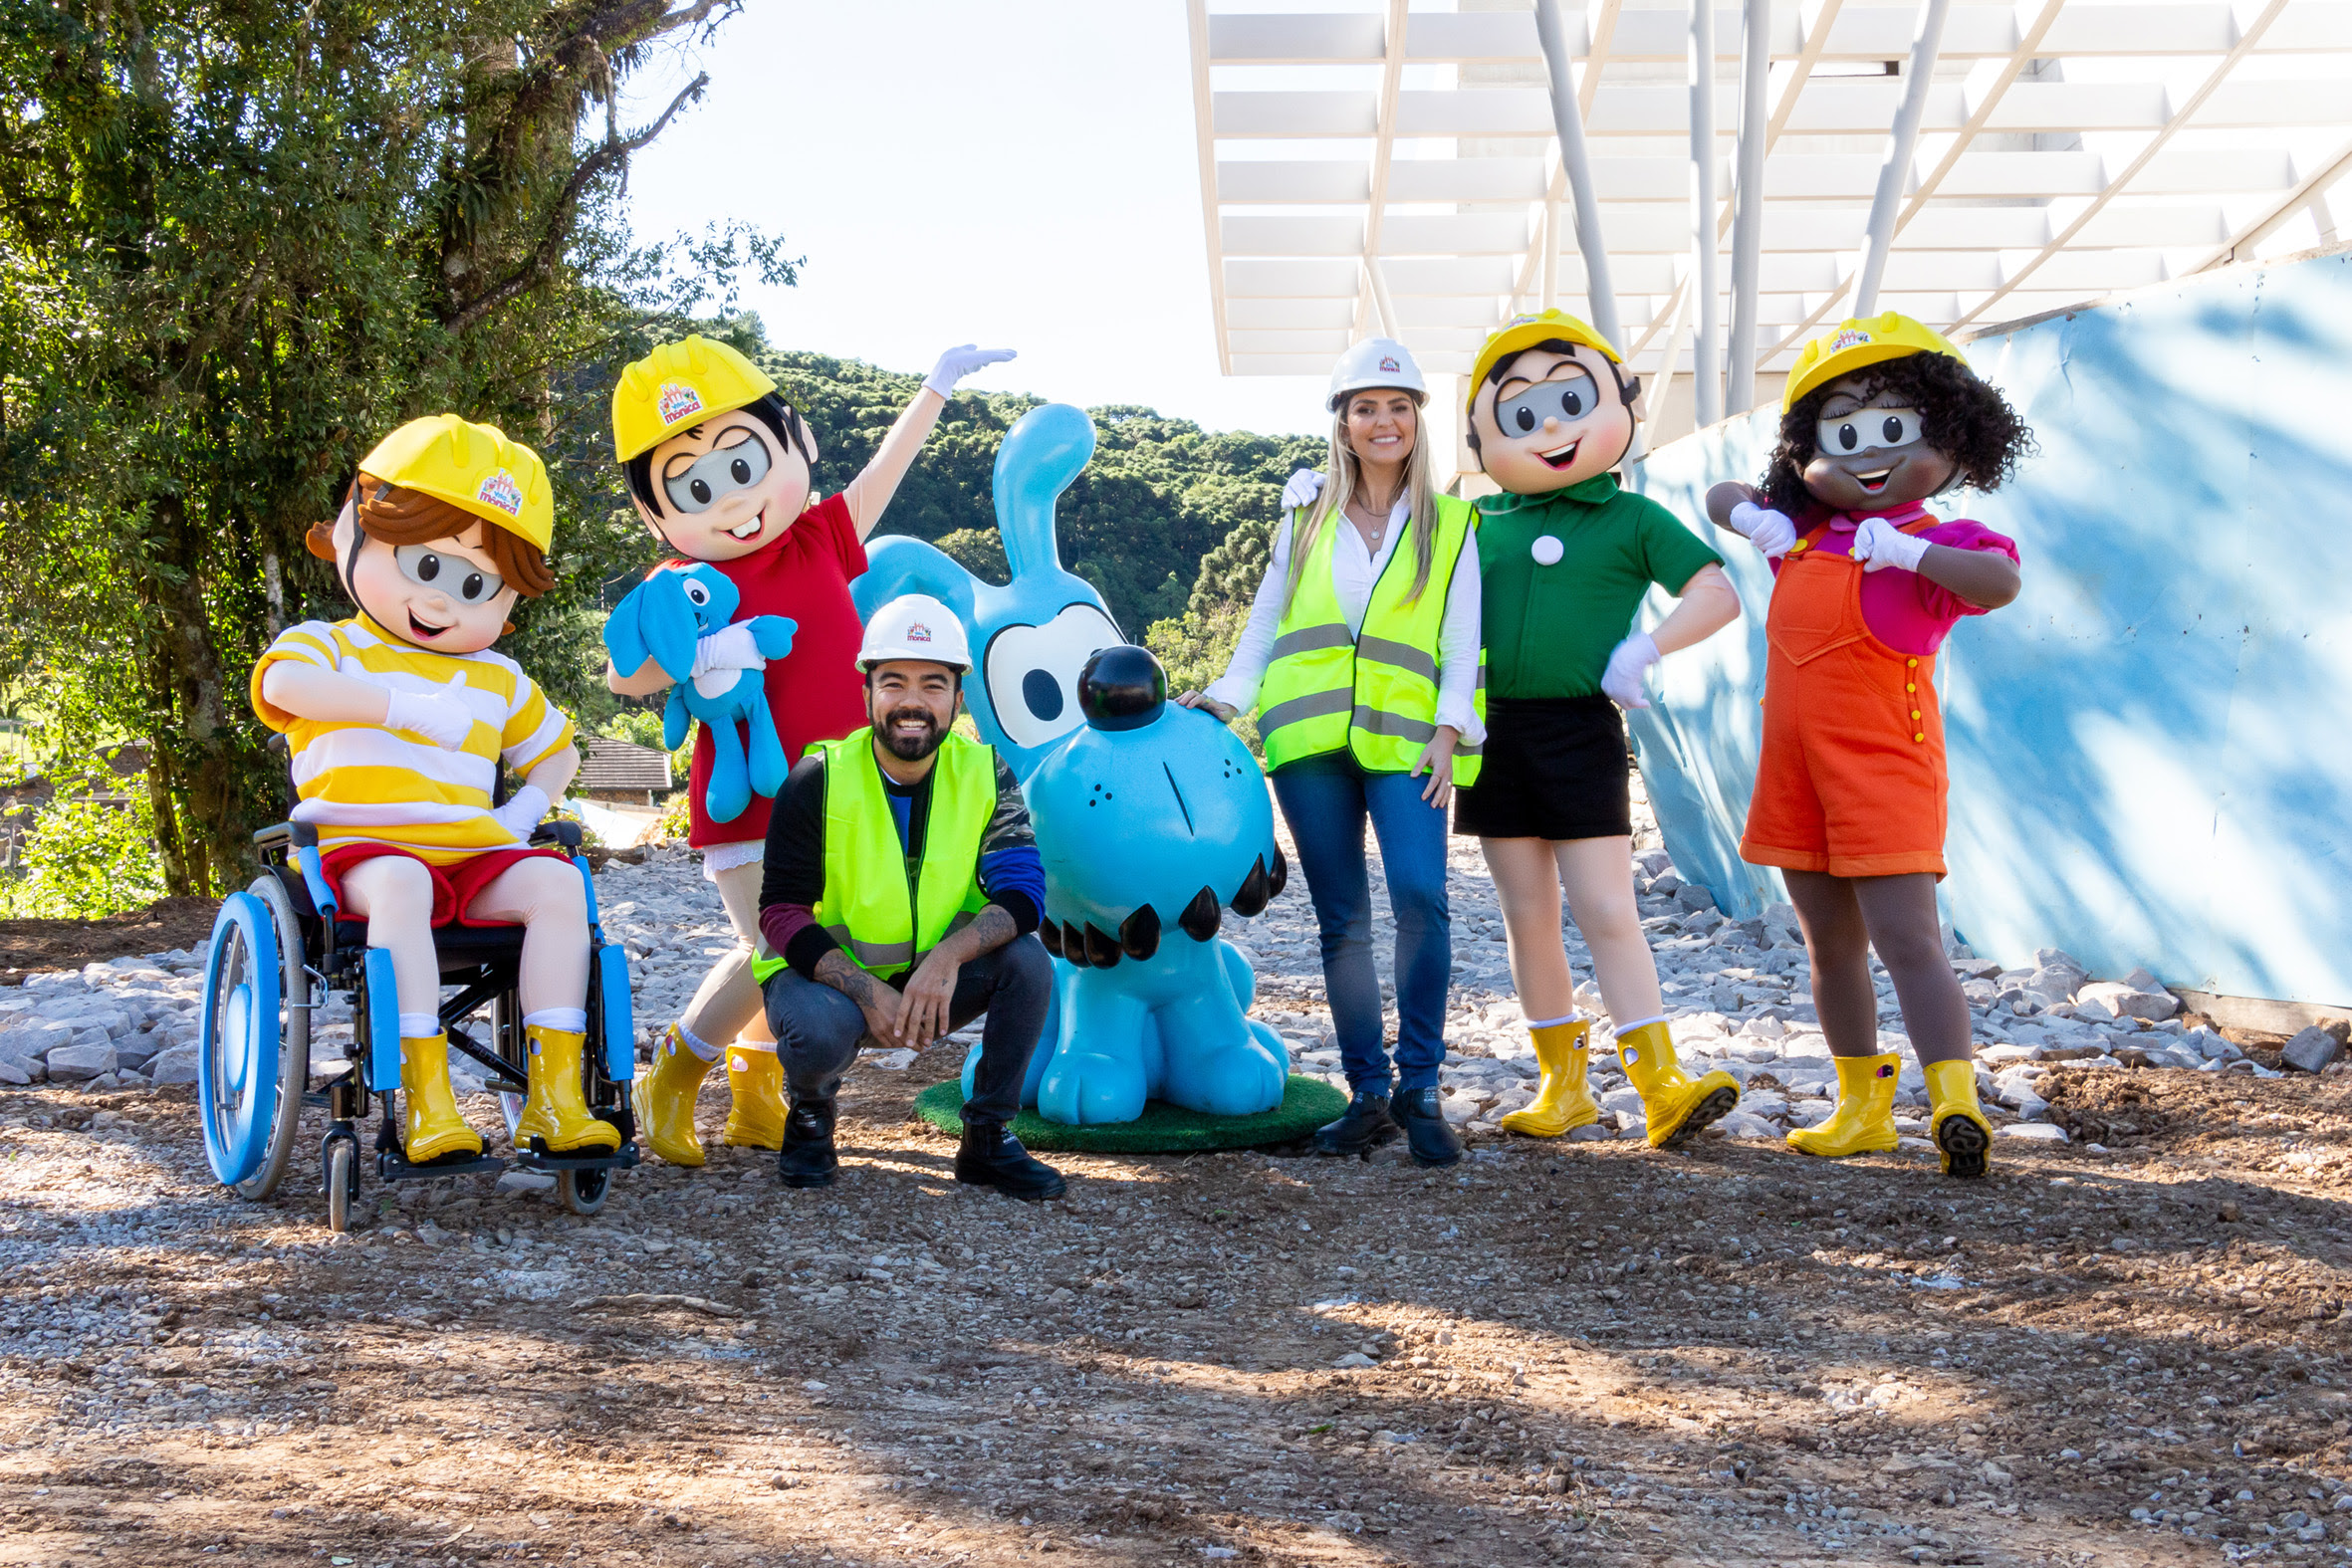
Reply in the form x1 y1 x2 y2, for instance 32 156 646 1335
513 1140 641 1174
376 1149 507 1184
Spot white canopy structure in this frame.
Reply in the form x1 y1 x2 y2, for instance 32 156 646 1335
1186 0 2352 432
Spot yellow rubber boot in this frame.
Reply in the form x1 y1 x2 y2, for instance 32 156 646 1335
1500 1018 1598 1138
515 1025 621 1155
1614 1019 1740 1150
721 1043 787 1149
399 1033 484 1164
631 1024 714 1167
1925 1057 1993 1179
1786 1051 1901 1158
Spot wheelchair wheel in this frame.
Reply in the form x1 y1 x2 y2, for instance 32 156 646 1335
198 876 311 1198
557 1166 609 1216
324 1139 356 1233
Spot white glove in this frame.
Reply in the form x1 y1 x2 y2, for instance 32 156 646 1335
1281 469 1325 512
691 621 767 679
923 343 1017 398
492 784 551 842
1727 500 1797 560
1851 515 1932 573
1600 631 1661 711
383 679 475 750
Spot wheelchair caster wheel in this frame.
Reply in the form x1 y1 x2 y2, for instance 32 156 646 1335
324 1139 357 1233
558 1166 608 1216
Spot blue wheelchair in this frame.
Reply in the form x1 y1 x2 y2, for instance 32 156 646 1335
198 768 639 1230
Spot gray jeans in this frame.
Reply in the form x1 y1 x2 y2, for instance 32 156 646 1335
760 935 1053 1124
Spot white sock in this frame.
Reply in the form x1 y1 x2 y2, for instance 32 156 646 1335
1611 1014 1669 1034
672 1020 720 1061
523 1008 588 1034
1526 1013 1578 1031
732 1037 778 1056
398 1012 440 1039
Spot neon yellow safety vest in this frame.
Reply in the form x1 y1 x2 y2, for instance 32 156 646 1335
1257 493 1486 784
748 729 996 984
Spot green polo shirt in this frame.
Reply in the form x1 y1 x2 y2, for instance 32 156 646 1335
1475 475 1724 700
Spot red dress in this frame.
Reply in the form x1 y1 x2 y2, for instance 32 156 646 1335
675 493 870 848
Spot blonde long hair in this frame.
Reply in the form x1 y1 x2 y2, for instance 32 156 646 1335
1283 389 1438 614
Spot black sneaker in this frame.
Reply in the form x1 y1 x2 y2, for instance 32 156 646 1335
1391 1087 1464 1169
955 1118 1066 1202
1312 1089 1400 1158
776 1098 838 1189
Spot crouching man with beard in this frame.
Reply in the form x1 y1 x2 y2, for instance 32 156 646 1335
751 593 1065 1199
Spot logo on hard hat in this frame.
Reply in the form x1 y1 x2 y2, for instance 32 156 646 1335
1828 329 1874 353
475 469 524 517
656 380 705 426
907 623 932 644
1378 355 1399 372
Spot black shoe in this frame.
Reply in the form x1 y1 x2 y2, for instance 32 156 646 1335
776 1098 838 1189
1312 1089 1399 1158
1391 1087 1463 1169
955 1118 1065 1202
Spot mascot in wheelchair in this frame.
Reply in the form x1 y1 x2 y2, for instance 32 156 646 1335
207 414 636 1227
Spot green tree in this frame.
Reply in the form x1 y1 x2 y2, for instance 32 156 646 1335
0 0 777 899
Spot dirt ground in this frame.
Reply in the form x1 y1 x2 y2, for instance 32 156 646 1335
8 1053 2352 1568
0 897 220 980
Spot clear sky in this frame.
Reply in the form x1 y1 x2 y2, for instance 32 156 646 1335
616 0 1328 438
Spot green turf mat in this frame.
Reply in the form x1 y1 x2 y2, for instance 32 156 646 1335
912 1075 1347 1154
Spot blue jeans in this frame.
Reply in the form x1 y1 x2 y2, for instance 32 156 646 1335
1271 753 1452 1094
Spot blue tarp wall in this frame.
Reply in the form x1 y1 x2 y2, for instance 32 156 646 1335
1628 245 2352 1008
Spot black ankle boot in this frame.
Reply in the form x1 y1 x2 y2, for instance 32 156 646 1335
1391 1087 1463 1169
1312 1089 1399 1157
776 1097 838 1189
955 1117 1065 1201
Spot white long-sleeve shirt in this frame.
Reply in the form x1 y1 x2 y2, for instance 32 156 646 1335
1204 498 1486 747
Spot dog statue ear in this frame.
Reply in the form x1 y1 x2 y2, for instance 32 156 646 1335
994 402 1095 583
601 568 702 684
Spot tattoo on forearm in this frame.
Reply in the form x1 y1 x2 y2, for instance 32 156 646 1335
966 904 1018 954
815 949 877 1008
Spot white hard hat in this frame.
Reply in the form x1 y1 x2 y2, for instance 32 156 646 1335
858 593 973 673
1326 336 1427 410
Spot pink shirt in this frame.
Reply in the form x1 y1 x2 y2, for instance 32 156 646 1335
1770 501 2019 656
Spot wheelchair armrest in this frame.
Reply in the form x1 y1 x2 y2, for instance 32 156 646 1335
531 818 584 851
253 822 319 851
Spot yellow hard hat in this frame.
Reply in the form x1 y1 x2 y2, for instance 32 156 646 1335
1469 309 1623 405
357 415 553 552
1784 313 1967 411
611 335 778 462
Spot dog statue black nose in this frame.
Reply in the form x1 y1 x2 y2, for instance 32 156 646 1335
1077 646 1166 732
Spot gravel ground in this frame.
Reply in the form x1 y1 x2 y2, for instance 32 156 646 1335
2 783 2348 1566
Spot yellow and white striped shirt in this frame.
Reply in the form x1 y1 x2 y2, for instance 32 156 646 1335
251 615 577 864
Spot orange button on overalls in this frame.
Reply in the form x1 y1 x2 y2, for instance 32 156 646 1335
1740 517 1948 879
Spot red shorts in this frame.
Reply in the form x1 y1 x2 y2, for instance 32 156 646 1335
321 844 572 928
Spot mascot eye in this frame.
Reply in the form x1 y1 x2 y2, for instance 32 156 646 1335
1513 405 1535 432
681 578 712 607
1558 385 1587 418
689 478 713 505
1834 422 1860 452
1883 415 1904 444
730 458 752 484
393 545 501 602
985 602 1124 753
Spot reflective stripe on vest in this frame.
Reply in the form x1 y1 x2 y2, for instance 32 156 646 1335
1257 492 1486 785
747 729 995 984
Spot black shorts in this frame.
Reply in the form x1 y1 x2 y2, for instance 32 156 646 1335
1453 695 1633 841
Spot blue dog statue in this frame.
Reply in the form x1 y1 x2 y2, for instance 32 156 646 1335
602 562 796 824
850 402 1122 780
852 402 1293 1124
1015 646 1292 1122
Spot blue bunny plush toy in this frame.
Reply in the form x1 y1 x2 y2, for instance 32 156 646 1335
851 402 1123 779
602 563 796 824
854 402 1292 1124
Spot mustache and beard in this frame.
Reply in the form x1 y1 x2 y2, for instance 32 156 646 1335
877 702 946 762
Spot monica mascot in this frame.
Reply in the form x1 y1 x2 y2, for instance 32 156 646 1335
851 404 1293 1123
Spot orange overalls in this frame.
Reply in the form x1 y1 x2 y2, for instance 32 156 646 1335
1740 517 1948 879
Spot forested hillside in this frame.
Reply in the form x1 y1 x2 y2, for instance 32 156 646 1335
743 343 1323 634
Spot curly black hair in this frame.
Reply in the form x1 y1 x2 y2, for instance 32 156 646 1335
1762 351 2034 515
